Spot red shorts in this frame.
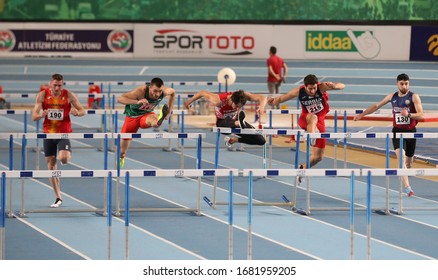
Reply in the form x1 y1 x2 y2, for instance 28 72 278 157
298 113 326 148
121 113 155 139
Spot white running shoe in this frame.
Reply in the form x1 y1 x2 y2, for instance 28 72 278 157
224 136 233 148
310 128 319 146
50 198 63 208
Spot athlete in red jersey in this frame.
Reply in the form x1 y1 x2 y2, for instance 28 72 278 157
184 89 267 149
354 73 424 197
32 74 85 208
268 74 345 170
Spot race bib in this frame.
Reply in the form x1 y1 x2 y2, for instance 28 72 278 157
395 113 410 125
47 109 64 120
306 103 324 113
139 103 155 111
223 112 236 119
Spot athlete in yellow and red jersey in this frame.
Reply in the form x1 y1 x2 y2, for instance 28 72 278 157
32 74 85 208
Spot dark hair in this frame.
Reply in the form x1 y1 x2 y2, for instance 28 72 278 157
303 74 318 86
231 89 247 106
397 73 409 81
150 77 164 87
270 46 277 54
52 73 63 81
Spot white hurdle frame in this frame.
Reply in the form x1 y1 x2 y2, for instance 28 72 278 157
1 168 235 216
0 109 189 153
296 132 438 215
208 127 304 209
1 132 205 217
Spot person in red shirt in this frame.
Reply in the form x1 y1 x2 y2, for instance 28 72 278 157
268 74 345 170
267 46 288 109
32 74 85 208
183 89 267 149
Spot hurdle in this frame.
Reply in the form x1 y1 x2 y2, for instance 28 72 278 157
1 131 204 171
363 167 438 214
264 108 434 168
1 132 205 217
3 169 111 216
0 172 5 260
112 132 204 216
295 132 438 215
0 168 236 216
243 168 366 259
207 127 304 209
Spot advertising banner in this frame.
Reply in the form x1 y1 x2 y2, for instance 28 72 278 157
134 24 273 59
0 23 413 60
410 26 438 61
273 25 411 60
135 24 410 60
0 23 134 57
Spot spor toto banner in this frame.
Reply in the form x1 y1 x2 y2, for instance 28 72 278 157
135 24 273 58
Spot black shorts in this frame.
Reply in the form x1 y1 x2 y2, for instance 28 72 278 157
43 139 72 157
392 127 416 157
216 118 265 146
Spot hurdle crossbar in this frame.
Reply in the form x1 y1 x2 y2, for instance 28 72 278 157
1 169 236 216
241 168 438 215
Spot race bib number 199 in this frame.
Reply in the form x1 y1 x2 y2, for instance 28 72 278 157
48 109 64 120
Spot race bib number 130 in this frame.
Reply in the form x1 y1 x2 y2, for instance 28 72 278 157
395 113 410 125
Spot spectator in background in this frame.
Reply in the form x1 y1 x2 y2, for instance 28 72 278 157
267 46 288 109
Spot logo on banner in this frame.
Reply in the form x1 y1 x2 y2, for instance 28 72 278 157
427 34 438 56
306 29 381 59
107 30 132 52
153 29 254 55
0 30 16 52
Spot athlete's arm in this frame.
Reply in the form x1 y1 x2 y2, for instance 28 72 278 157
163 87 176 118
268 87 299 105
408 93 424 121
184 90 220 108
117 85 144 105
245 91 267 116
32 91 47 121
354 93 392 121
68 91 86 116
319 82 346 91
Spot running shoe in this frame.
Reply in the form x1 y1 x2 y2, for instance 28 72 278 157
157 104 170 126
50 198 62 208
224 136 233 149
298 164 304 184
238 110 246 128
119 157 125 168
405 186 414 197
310 128 319 146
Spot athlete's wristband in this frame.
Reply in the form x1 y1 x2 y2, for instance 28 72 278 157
407 113 411 118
